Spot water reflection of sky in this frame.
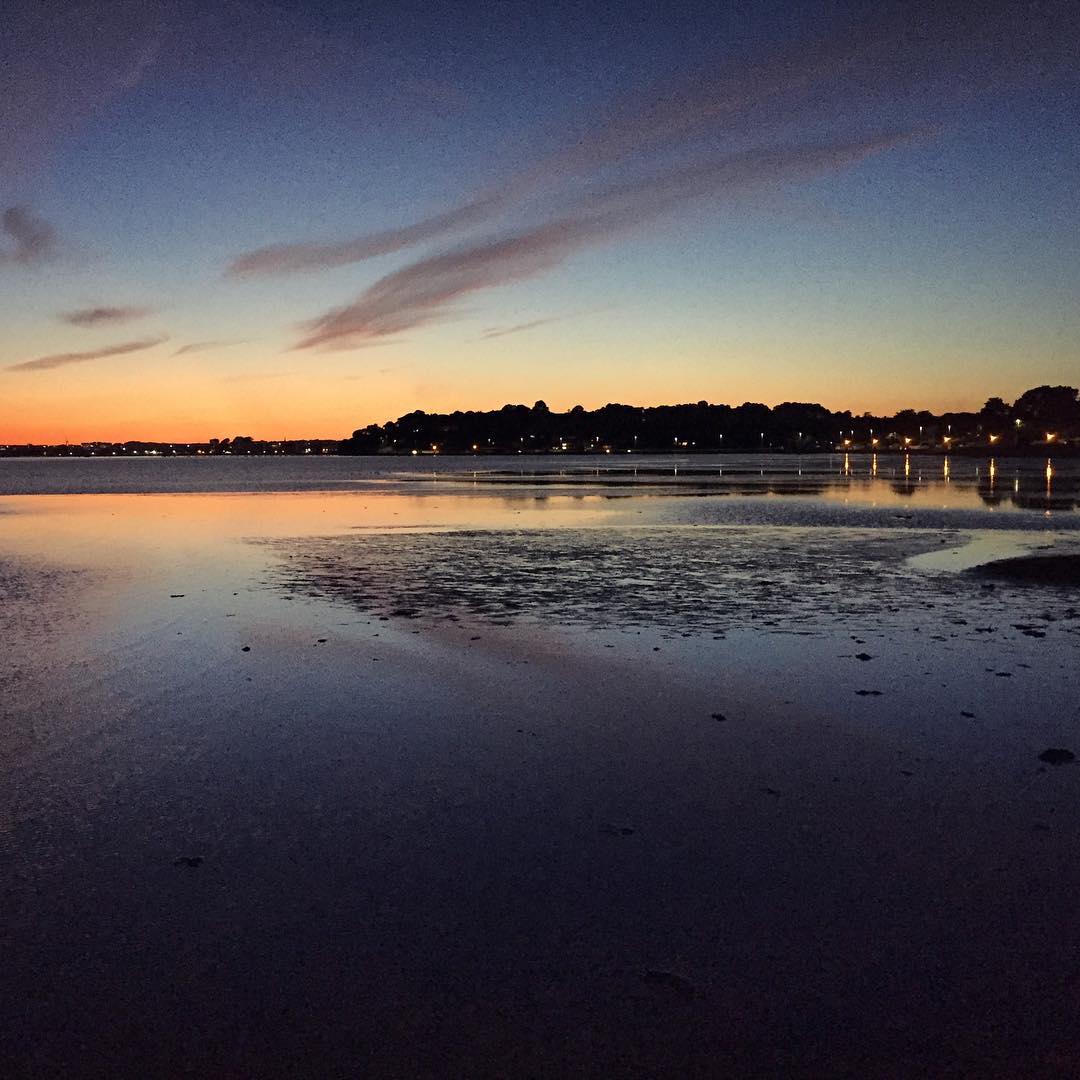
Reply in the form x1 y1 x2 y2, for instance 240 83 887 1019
2 455 1079 608
428 454 1078 516
1 454 1077 515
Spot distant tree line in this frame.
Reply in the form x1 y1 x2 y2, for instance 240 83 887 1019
4 385 1076 457
341 385 1080 455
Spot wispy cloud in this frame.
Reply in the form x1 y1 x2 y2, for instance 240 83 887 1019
294 131 917 351
226 196 506 278
0 206 56 267
60 304 154 327
479 316 566 340
171 340 245 357
226 26 862 279
6 337 167 373
226 1 1075 280
1 2 166 186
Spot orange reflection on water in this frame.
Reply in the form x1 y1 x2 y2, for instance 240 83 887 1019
0 491 624 570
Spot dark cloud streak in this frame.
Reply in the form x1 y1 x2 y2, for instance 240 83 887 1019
60 305 154 327
172 340 244 357
228 0 1077 280
226 196 507 278
479 317 565 340
294 131 917 351
6 337 167 373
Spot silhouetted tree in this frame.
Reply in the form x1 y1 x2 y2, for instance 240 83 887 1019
1013 386 1079 429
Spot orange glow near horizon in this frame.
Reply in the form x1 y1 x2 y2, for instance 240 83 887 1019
1 354 1063 445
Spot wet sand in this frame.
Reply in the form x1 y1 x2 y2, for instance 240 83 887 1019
3 487 1080 1077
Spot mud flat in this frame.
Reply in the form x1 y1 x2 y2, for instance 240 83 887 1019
3 483 1080 1077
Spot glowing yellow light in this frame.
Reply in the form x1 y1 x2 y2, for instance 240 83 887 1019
904 436 912 445
843 439 851 447
871 438 879 447
989 434 999 443
471 444 478 451
1046 432 1056 443
411 449 418 455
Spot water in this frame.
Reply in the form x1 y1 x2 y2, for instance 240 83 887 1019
1 452 1077 521
4 455 1080 1076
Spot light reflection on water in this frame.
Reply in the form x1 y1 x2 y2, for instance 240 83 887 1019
0 453 1077 515
1 456 1078 584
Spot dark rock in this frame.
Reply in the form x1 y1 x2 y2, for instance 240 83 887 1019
173 856 203 868
971 554 1080 585
241 646 251 652
854 652 873 661
1039 748 1076 766
961 711 975 718
855 690 883 696
710 712 727 722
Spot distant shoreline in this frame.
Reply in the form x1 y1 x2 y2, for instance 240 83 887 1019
1 445 1076 460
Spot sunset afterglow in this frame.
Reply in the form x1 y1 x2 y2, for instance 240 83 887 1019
3 0 1078 441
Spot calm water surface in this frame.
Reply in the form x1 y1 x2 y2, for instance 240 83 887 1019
1 452 1077 519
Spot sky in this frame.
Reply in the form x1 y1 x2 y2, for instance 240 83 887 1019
1 0 1079 442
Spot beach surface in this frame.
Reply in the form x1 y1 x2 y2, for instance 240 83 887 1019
3 455 1080 1077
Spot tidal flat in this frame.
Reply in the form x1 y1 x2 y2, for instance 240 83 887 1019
3 455 1080 1078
